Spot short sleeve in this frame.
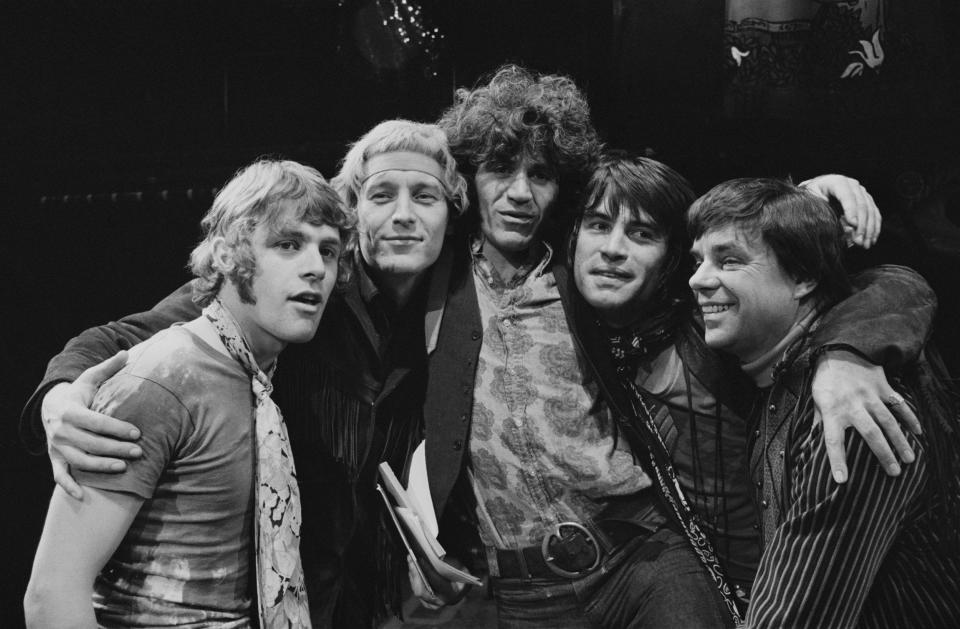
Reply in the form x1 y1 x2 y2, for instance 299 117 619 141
74 373 192 500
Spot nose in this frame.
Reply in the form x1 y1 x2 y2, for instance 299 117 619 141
688 261 718 292
392 190 416 226
506 170 533 203
302 246 328 281
599 224 628 261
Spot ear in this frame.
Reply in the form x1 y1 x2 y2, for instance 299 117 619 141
210 236 232 272
793 277 817 300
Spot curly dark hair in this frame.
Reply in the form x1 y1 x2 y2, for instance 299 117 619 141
437 64 602 235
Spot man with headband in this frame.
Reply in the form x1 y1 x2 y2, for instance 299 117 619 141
21 119 467 628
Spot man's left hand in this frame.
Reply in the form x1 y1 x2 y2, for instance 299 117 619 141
811 351 921 483
800 174 881 249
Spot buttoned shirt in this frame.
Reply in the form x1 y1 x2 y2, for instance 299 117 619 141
466 237 652 549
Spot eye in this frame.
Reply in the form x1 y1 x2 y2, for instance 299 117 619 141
488 161 514 176
367 190 393 203
628 228 655 241
415 191 441 203
720 257 741 269
277 240 300 251
528 168 554 184
320 245 341 260
584 218 610 232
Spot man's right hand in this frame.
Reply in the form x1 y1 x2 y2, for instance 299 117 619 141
407 555 470 611
42 351 141 499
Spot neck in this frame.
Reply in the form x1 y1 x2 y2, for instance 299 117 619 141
378 273 422 308
363 260 424 309
482 239 538 283
217 289 282 371
741 303 819 387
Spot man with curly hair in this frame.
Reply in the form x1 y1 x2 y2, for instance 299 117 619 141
415 65 935 628
25 159 351 628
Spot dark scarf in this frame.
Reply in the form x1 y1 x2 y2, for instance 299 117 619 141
598 298 744 625
602 298 683 378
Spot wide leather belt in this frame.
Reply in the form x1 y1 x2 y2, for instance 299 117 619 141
490 519 654 580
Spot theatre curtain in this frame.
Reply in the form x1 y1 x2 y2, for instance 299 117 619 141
722 0 945 121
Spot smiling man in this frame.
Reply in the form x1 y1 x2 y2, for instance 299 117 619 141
21 120 467 628
688 178 960 628
420 67 892 627
24 159 352 628
421 74 942 626
568 153 946 625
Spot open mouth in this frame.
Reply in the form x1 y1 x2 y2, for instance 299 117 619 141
290 292 323 307
700 304 732 314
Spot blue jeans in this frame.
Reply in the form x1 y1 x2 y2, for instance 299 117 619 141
491 526 733 629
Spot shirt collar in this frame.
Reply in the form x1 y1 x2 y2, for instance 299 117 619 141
355 252 382 305
469 233 553 288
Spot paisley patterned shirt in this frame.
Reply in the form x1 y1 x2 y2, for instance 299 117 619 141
467 237 653 549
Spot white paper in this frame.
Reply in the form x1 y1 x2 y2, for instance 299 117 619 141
406 440 438 538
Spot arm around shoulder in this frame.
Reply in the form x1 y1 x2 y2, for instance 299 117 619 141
812 265 936 369
20 282 200 450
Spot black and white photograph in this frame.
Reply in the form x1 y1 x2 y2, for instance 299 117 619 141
4 2 960 627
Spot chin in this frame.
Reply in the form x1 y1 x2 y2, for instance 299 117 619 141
702 329 727 350
378 256 431 276
287 325 322 345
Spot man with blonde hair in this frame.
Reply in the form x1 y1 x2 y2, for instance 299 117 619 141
22 120 467 627
25 159 352 628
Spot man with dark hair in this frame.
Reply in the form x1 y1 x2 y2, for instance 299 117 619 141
689 178 960 628
417 66 932 627
568 153 941 625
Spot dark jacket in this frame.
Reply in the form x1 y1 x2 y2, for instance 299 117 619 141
21 274 428 629
423 238 936 574
745 314 959 628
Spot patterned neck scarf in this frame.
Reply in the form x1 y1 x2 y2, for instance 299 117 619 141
202 299 311 628
604 298 683 377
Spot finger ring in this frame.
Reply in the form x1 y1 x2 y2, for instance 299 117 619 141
886 393 905 407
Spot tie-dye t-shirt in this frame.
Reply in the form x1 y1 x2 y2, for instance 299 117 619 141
74 325 255 628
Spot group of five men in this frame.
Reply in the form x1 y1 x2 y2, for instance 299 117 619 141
22 65 959 628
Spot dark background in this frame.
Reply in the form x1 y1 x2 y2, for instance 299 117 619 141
3 1 959 624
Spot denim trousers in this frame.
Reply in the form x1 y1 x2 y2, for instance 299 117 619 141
490 526 733 629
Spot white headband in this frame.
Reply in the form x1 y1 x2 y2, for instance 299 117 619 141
360 151 446 186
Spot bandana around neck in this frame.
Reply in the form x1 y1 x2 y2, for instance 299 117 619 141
202 298 311 628
604 299 683 378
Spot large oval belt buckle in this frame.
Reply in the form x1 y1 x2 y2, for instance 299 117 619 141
540 521 601 578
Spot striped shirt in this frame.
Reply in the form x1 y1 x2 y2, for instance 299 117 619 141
746 339 960 628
